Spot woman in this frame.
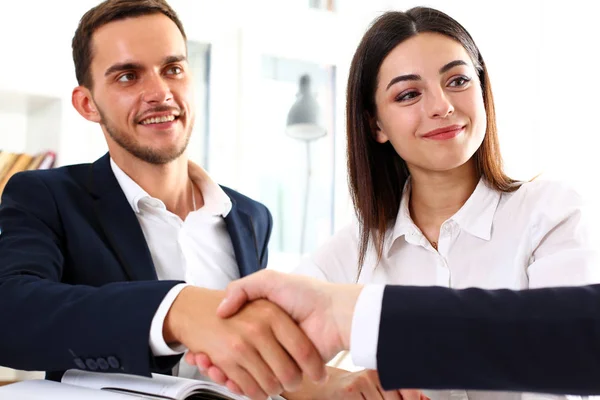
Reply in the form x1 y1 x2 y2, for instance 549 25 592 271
191 7 599 400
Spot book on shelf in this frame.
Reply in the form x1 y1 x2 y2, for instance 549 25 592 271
0 149 56 198
0 369 281 399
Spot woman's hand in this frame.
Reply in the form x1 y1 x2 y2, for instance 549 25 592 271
309 369 429 400
186 353 428 400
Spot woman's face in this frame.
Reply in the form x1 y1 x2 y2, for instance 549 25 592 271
372 32 486 173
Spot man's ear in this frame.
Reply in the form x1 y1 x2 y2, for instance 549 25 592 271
72 86 101 123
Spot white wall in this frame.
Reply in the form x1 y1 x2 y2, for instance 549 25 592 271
0 111 27 152
0 0 599 272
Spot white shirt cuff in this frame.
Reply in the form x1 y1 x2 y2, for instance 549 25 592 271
149 283 189 356
350 284 385 370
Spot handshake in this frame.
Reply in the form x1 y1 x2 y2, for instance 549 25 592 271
162 270 417 400
163 270 600 399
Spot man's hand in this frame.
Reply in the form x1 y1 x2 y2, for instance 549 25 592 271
163 286 326 400
215 270 364 362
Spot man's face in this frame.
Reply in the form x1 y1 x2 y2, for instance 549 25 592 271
87 13 194 164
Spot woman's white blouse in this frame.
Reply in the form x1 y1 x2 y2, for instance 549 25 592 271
294 178 600 400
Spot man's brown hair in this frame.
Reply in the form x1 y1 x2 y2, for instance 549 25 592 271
72 0 187 89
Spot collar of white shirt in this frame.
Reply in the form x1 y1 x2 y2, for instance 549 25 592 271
386 177 501 255
109 158 232 217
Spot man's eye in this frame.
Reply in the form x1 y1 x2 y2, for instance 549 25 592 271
167 66 182 75
117 73 136 82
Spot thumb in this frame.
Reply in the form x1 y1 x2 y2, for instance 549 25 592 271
216 271 278 317
216 282 250 318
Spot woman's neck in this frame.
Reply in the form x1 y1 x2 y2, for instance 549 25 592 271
408 161 479 245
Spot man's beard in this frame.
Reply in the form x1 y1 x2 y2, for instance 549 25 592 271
98 107 192 165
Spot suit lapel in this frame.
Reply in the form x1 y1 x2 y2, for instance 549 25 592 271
225 204 260 278
88 154 157 281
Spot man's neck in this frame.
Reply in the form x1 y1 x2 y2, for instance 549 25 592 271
408 161 479 241
112 152 196 219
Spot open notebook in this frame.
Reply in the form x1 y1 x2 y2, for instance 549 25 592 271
0 369 284 399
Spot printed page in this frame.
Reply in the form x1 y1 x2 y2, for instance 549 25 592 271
62 369 249 399
0 379 151 399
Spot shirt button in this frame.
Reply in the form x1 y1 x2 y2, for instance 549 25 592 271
96 358 109 371
85 358 98 371
107 356 120 369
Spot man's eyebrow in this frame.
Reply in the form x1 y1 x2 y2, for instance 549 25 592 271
104 62 143 77
163 55 186 64
104 55 187 77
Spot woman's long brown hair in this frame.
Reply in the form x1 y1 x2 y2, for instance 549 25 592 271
346 7 519 273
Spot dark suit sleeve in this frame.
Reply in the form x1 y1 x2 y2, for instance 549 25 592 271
376 284 600 394
0 173 181 376
258 205 273 269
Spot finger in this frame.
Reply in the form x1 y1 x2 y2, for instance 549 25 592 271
250 322 302 392
380 388 402 400
217 284 250 318
220 363 268 400
217 271 279 318
225 379 243 396
183 352 196 366
206 365 228 385
359 379 384 400
270 310 326 385
232 343 283 397
399 389 422 400
192 353 213 370
419 393 431 400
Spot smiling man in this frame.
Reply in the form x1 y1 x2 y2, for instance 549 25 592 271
0 1 325 399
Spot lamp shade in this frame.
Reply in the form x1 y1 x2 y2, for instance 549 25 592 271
286 74 326 141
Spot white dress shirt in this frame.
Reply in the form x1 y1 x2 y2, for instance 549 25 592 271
110 159 239 378
295 177 600 400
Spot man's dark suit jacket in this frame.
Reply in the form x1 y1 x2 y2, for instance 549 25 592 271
0 153 272 381
378 284 600 394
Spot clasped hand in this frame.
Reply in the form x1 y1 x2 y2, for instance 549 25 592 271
164 284 326 400
179 271 426 399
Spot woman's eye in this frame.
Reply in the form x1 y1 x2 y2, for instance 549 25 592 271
448 76 471 87
396 91 420 102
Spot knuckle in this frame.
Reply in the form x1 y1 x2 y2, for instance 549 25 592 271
229 337 249 354
366 369 379 379
354 375 368 387
264 375 282 395
259 300 276 312
279 365 301 387
342 384 357 394
244 322 269 339
293 341 314 363
245 383 264 400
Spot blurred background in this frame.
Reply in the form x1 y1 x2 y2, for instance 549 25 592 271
1 0 599 381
